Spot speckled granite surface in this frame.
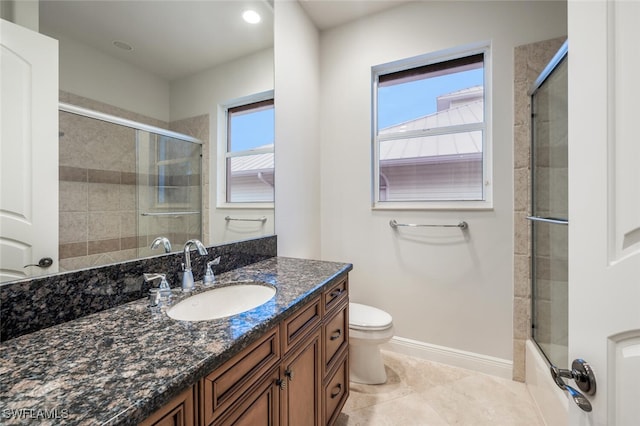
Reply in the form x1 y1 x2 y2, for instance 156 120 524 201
0 256 352 425
1 236 277 341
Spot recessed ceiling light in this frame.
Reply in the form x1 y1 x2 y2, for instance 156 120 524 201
113 40 133 51
242 9 261 24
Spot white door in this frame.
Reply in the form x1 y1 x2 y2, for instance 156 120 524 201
0 19 58 283
568 1 640 425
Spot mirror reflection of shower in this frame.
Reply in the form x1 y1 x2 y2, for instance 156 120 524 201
528 41 569 368
58 104 202 272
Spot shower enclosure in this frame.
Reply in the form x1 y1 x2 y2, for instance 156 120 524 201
528 42 568 369
58 104 202 271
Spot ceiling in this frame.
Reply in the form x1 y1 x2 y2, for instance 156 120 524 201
38 1 407 82
299 0 410 30
39 1 275 81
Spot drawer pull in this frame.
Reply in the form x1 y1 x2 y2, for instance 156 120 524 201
329 288 343 298
285 368 294 381
330 383 342 399
330 329 342 341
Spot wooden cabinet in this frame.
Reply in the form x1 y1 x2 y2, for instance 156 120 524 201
140 386 195 426
321 278 349 426
141 275 349 426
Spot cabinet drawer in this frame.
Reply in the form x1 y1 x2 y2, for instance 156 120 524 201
323 352 349 426
281 297 321 354
323 302 348 378
322 277 348 315
202 327 280 425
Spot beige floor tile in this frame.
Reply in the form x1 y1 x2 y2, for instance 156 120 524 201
340 351 543 426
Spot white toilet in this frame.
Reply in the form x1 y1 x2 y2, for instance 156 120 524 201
348 302 394 384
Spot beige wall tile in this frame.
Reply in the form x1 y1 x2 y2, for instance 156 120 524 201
59 181 87 212
88 212 120 240
59 212 87 243
88 183 120 212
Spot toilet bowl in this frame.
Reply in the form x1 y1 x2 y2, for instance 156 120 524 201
349 302 394 384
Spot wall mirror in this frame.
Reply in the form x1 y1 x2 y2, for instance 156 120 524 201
1 1 274 284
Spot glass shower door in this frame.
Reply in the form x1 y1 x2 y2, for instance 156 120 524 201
137 131 202 257
530 45 568 368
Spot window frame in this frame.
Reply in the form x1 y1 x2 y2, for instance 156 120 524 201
217 90 274 209
371 42 493 210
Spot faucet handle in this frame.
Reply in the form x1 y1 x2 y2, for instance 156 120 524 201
203 257 220 287
143 273 171 290
144 272 165 282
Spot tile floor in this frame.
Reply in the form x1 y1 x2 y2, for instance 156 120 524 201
337 351 544 426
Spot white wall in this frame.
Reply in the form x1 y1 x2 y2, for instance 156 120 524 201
317 1 567 363
273 0 321 258
171 49 275 245
169 49 274 121
47 30 171 122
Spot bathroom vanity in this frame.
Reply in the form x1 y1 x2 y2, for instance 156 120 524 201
0 257 351 425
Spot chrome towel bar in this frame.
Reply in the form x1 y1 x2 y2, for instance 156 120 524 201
526 216 568 225
225 216 267 223
389 219 468 230
141 211 199 216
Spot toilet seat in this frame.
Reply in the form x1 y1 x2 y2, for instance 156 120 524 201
349 302 393 331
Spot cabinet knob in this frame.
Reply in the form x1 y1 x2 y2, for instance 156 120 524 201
276 378 286 390
330 383 342 399
329 288 343 298
284 368 294 381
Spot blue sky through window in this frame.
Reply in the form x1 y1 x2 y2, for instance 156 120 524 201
230 107 275 152
378 68 483 130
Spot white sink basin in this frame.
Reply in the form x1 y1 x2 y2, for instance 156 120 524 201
167 282 276 322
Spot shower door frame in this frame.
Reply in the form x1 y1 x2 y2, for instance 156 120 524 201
527 41 569 368
58 102 203 261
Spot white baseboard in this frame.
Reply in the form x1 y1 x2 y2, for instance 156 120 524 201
382 336 513 380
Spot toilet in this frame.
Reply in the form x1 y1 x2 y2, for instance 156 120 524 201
348 302 394 384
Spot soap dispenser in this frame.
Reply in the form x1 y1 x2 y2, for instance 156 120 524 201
203 256 221 287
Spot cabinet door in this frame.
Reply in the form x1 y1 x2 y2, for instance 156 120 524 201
281 330 321 426
214 369 280 426
139 386 194 426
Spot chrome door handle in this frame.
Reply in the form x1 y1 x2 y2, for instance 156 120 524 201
550 359 596 412
24 257 53 268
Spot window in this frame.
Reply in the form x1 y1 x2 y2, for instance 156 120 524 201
372 44 491 209
221 94 274 205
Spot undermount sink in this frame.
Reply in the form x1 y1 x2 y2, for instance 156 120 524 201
167 282 276 322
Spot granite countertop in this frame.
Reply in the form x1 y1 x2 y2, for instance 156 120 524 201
0 257 352 425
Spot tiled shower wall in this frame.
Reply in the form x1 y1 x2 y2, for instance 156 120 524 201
58 91 209 271
512 37 566 381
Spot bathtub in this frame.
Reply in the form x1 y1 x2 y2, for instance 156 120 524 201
526 340 568 425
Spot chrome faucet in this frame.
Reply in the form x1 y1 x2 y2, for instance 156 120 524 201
150 236 172 253
181 239 208 292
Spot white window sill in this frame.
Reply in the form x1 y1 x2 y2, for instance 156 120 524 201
372 200 493 211
216 203 274 210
